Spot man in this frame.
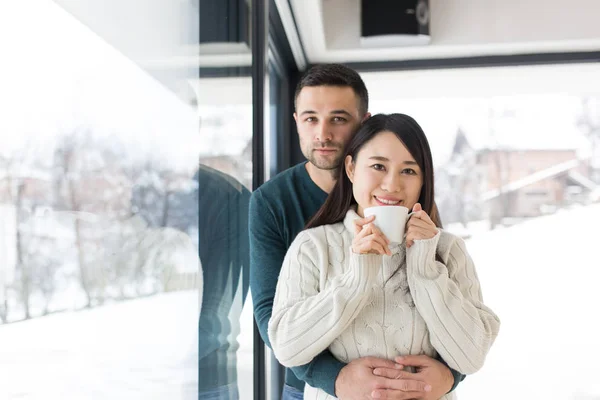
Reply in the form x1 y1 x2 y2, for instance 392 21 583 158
198 165 251 399
249 64 465 400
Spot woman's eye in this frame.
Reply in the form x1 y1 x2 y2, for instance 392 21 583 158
402 168 416 175
371 164 385 171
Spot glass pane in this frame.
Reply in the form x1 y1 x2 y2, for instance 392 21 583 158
0 1 199 398
197 0 254 398
196 76 254 400
364 63 600 400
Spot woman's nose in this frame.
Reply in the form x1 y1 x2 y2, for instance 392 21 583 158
381 173 402 192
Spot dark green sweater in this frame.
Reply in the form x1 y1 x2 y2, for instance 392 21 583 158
249 162 464 395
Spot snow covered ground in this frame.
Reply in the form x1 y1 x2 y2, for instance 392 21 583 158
0 291 198 400
455 203 600 400
1 203 599 400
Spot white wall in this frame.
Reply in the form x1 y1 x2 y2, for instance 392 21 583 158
292 0 600 63
431 0 600 45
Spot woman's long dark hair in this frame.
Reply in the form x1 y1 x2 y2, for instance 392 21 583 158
306 113 442 229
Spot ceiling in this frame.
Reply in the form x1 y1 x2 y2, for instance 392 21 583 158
53 0 600 71
280 0 600 68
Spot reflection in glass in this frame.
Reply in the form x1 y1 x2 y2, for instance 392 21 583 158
198 165 251 400
194 71 254 398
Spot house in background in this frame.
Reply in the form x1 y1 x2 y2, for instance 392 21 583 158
438 120 598 227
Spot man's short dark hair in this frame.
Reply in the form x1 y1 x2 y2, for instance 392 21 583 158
294 64 369 116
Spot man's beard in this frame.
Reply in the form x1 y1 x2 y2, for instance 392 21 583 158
304 144 343 171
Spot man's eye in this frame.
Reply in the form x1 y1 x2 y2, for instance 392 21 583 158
332 116 347 123
305 117 316 122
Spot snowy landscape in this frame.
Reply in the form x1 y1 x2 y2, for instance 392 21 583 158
1 203 598 399
0 290 198 400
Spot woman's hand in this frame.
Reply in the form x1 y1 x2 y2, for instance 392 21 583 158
352 215 392 256
406 203 438 248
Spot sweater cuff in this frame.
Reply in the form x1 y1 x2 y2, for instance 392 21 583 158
448 367 466 393
349 251 382 282
407 230 441 279
290 351 346 397
317 356 346 397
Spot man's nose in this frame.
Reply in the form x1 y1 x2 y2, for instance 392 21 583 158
314 122 332 143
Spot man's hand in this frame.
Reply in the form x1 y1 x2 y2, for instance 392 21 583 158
373 355 454 400
335 357 432 400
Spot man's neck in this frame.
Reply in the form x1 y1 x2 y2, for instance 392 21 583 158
305 162 337 194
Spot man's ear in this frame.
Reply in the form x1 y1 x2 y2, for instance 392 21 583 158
345 155 355 183
361 112 371 123
293 112 298 123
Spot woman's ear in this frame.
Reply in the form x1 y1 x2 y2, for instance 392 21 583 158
345 155 355 183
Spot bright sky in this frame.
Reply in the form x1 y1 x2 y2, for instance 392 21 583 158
0 0 200 172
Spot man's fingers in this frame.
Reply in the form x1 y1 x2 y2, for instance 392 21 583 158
373 367 422 381
372 376 432 399
361 356 399 369
386 378 432 393
372 389 423 399
394 355 431 367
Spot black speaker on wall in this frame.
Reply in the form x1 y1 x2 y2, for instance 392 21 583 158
361 0 429 39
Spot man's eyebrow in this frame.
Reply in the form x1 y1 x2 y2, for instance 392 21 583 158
368 156 418 165
330 109 352 116
298 109 352 117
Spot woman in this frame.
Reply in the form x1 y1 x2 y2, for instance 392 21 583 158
268 114 500 399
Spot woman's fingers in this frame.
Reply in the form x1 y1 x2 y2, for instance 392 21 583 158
353 215 375 234
354 235 388 255
353 218 391 255
406 225 437 247
408 209 434 227
353 231 391 255
366 223 390 244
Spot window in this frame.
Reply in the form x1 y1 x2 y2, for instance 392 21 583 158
0 1 199 398
364 63 600 399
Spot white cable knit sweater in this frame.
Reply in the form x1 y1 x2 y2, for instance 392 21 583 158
268 209 500 400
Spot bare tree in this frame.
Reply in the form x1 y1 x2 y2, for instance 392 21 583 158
1 149 33 320
53 129 129 306
53 130 94 308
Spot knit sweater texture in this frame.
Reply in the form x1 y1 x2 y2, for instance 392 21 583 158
268 209 500 399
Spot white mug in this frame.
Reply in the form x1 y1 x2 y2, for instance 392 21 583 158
363 206 413 244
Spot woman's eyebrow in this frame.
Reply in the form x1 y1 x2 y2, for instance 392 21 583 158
368 156 418 165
